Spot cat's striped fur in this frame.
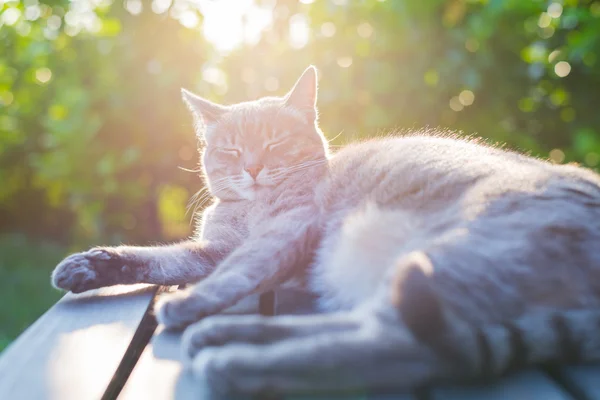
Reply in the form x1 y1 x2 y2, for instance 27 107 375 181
395 258 600 381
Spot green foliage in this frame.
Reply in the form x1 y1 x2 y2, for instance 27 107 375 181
2 0 600 245
0 233 65 352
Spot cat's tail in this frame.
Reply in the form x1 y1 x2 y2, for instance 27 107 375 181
392 252 600 379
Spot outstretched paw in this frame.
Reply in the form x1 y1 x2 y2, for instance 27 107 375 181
51 248 129 293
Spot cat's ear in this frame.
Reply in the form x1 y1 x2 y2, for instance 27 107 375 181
181 88 227 126
284 65 318 121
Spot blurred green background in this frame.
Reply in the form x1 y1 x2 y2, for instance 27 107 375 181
2 0 600 351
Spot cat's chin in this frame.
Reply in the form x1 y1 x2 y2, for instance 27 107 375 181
237 187 258 201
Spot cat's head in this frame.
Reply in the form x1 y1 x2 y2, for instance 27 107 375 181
182 66 328 201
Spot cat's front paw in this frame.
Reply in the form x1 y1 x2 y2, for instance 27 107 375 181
51 248 126 293
155 290 207 330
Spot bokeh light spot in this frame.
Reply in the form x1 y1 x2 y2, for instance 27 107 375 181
321 22 336 37
518 97 535 112
555 61 571 77
179 11 199 28
549 148 565 163
459 90 475 106
337 57 353 68
202 66 227 87
24 5 41 21
538 12 551 28
35 67 52 84
125 0 142 16
449 97 463 112
47 15 62 30
152 0 171 14
539 26 555 39
548 3 563 18
548 49 561 63
357 22 373 38
2 7 21 26
198 0 272 53
289 14 309 49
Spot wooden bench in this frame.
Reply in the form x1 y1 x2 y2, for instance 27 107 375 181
1 285 599 399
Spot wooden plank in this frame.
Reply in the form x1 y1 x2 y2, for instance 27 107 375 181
0 284 157 400
120 288 414 400
430 370 574 400
118 327 211 400
120 327 416 400
554 365 600 400
118 327 202 400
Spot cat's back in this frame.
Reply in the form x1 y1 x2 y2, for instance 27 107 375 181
327 133 541 184
321 133 599 211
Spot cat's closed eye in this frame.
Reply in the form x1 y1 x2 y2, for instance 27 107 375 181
214 148 241 158
265 139 288 152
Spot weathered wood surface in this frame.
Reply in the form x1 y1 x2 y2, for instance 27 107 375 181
0 284 157 400
430 370 573 400
3 285 600 400
118 328 201 400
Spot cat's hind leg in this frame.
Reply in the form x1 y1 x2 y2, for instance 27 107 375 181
190 319 443 396
182 311 362 362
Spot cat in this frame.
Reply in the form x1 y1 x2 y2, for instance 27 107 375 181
51 66 600 396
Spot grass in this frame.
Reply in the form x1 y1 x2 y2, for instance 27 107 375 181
0 234 66 352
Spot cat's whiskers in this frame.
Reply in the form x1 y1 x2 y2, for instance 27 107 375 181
186 177 231 224
327 130 344 144
270 159 326 174
268 159 327 180
178 166 203 174
186 188 207 216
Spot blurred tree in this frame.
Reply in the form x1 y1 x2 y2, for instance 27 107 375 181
1 0 600 247
1 0 211 246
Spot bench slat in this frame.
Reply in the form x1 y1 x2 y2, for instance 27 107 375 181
118 328 190 399
0 285 157 400
430 370 574 400
120 327 417 400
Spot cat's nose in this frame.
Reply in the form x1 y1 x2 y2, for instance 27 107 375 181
244 164 264 179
